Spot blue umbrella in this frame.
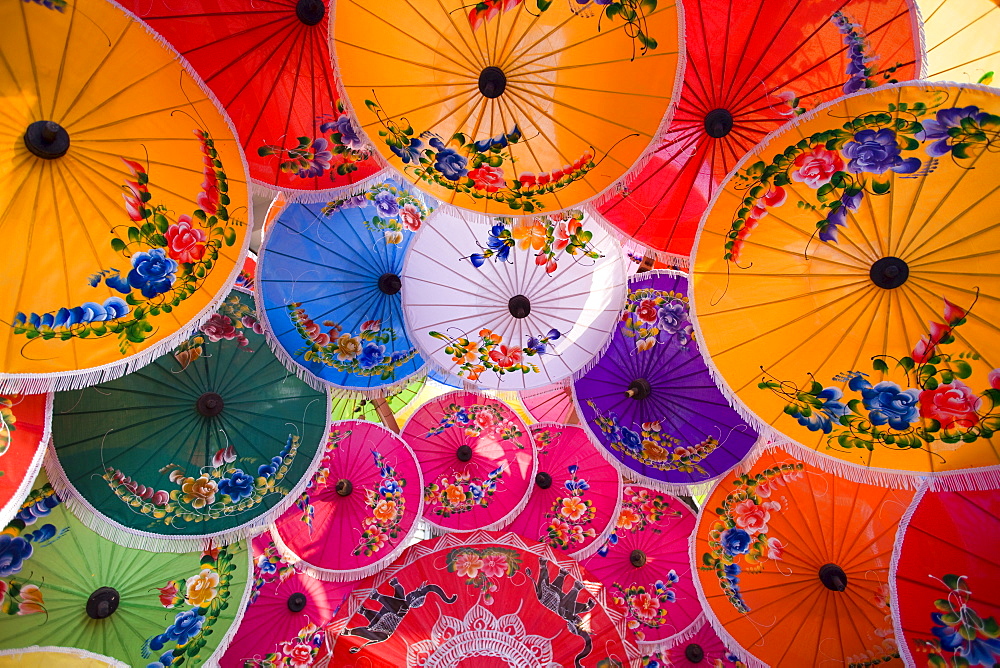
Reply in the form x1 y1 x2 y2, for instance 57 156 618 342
257 179 433 393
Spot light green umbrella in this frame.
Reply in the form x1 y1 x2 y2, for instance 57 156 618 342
330 377 425 423
0 471 250 667
48 289 329 551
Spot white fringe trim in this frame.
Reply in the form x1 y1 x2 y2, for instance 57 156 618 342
0 393 52 530
888 481 927 668
637 612 706 656
43 388 333 553
0 646 130 668
202 539 257 668
267 421 428 582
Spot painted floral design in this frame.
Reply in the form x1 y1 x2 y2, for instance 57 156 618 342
258 106 372 181
102 434 300 527
463 211 604 274
249 541 297 606
287 305 418 380
25 0 67 12
620 286 693 352
245 620 327 668
365 102 600 213
698 464 801 613
444 547 522 605
13 131 245 353
145 544 240 668
429 327 561 382
723 99 1000 261
598 486 680 556
320 182 433 244
424 469 505 518
587 400 719 474
533 428 599 551
295 428 349 532
762 294 1000 455
0 485 67 618
846 583 900 668
914 574 1000 668
174 294 262 370
830 11 903 94
612 575 680 641
425 402 525 442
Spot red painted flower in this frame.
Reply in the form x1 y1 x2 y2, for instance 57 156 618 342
469 164 506 192
791 145 845 188
943 297 968 325
553 219 582 252
636 299 658 323
488 344 522 368
165 216 207 263
919 380 982 430
990 368 1000 390
122 182 144 221
400 203 422 231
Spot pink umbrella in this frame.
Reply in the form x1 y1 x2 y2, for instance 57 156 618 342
217 534 357 667
580 485 701 652
272 420 423 580
401 391 535 533
505 423 621 559
646 615 744 667
521 385 578 424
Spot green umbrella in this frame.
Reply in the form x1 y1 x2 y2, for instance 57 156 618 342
330 377 425 423
0 471 250 667
48 289 329 551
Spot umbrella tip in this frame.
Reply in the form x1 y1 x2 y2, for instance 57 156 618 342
625 378 651 400
685 643 705 663
24 120 70 159
869 257 909 290
295 0 325 25
507 294 531 319
86 586 120 619
196 392 225 417
287 592 308 612
534 471 553 489
378 273 402 295
629 549 647 568
456 445 474 462
336 478 354 496
818 563 848 592
478 66 507 99
704 109 734 139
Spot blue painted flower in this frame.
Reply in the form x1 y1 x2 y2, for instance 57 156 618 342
723 563 741 587
526 336 546 355
819 190 864 243
127 248 177 299
918 106 993 158
856 380 921 430
258 462 277 477
390 137 424 165
485 224 512 262
469 253 486 267
468 483 484 501
161 608 205 645
160 650 176 666
24 523 57 543
380 479 400 495
374 190 400 218
431 139 469 181
842 128 921 175
357 341 386 369
931 612 965 651
619 426 642 453
720 528 752 557
547 329 561 340
106 271 132 294
455 409 470 424
0 535 32 577
797 386 849 433
103 297 129 319
257 558 277 575
217 469 255 503
389 349 411 365
666 569 679 584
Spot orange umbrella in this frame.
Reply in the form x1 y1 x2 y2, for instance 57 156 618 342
693 444 913 667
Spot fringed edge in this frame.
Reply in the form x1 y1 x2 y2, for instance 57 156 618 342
687 495 770 668
0 393 53 530
584 206 693 272
907 0 928 80
888 482 927 668
0 646 130 667
202 541 257 668
272 170 399 205
637 613 706 656
923 465 1000 492
43 390 332 553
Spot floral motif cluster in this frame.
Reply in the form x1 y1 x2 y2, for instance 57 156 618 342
762 295 1000 455
424 469 504 518
916 574 1000 668
246 620 327 668
353 450 408 557
621 286 693 352
102 434 300 527
846 583 899 668
612 575 680 641
723 100 1000 262
425 402 525 443
145 544 240 668
830 11 902 94
597 486 681 558
429 327 561 382
258 107 371 181
587 400 718 475
365 102 597 213
464 211 604 274
0 484 66 618
287 305 418 380
321 181 432 244
13 131 244 352
174 294 263 369
698 464 800 613
26 0 67 10
250 542 297 605
446 546 522 605
535 430 598 551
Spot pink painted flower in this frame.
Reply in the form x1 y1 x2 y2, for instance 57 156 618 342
943 297 967 325
157 581 179 607
400 203 423 231
454 551 484 579
165 215 207 263
919 380 982 429
631 591 661 621
122 182 144 221
791 146 845 188
480 553 507 578
201 313 239 342
766 536 784 560
469 165 506 192
283 641 315 667
989 369 1000 390
16 584 44 615
731 498 773 534
474 410 496 429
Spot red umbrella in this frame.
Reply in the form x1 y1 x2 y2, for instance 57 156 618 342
122 0 384 194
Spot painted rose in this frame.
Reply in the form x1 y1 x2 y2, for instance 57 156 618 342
0 535 33 577
284 642 315 668
164 216 207 263
791 145 845 187
444 484 466 506
919 380 982 430
454 551 484 578
127 248 177 298
185 568 221 607
560 496 589 522
373 499 398 523
218 469 255 503
721 528 752 556
989 369 1000 390
469 165 506 192
399 203 423 231
636 299 658 323
335 334 362 361
357 341 386 369
180 475 218 509
731 498 773 534
431 143 469 182
480 553 508 578
842 128 921 175
374 190 400 218
859 381 921 430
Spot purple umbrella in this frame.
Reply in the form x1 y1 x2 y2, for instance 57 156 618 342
572 271 759 491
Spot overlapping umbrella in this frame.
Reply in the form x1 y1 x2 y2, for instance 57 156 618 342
0 394 50 529
522 385 578 424
1 0 251 391
919 0 1000 82
0 648 127 668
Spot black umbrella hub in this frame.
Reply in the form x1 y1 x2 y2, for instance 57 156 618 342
704 108 734 138
819 563 848 591
869 256 909 289
87 586 120 619
24 120 70 159
196 392 224 417
625 378 652 400
296 0 325 24
478 66 507 99
378 273 402 295
287 592 308 612
508 294 531 319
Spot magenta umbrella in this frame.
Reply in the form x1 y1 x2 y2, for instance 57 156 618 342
580 485 701 652
401 391 535 533
217 534 357 667
271 420 423 580
505 423 621 559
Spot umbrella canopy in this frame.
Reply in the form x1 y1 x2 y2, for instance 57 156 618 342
574 271 759 491
580 485 700 652
331 379 425 422
402 209 627 391
693 445 912 667
891 484 1000 667
257 180 433 393
122 0 383 194
401 391 535 533
0 471 250 667
48 289 329 550
595 0 918 259
216 534 357 667
1 0 251 391
271 420 424 579
692 82 1000 482
642 616 745 668
0 648 127 668
332 531 636 666
522 385 577 424
505 423 621 559
332 0 682 215
0 394 50 529
919 0 1000 83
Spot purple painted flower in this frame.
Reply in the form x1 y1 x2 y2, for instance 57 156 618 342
373 190 400 218
296 138 333 178
333 114 366 151
390 137 424 165
918 106 993 157
0 535 32 577
842 129 921 175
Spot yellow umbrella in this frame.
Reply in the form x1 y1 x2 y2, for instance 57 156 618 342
918 0 1000 83
692 82 1000 483
0 0 250 391
332 0 682 214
